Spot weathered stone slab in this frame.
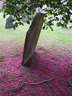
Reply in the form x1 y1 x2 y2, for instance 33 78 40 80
5 15 13 29
22 13 43 65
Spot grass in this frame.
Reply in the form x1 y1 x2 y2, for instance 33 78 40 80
0 13 72 45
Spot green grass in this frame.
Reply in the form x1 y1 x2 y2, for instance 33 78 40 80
0 14 72 45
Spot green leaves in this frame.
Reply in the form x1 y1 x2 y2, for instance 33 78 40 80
48 17 53 20
13 22 18 30
57 22 62 27
0 0 72 30
69 26 72 29
27 20 30 24
3 14 5 18
13 21 24 30
67 82 72 89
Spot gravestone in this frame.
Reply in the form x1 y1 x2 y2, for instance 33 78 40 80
22 13 43 65
5 15 13 29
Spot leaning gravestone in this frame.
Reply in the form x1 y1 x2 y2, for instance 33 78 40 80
5 15 13 29
22 13 43 65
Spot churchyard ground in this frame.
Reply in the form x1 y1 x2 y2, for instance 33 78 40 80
0 14 72 96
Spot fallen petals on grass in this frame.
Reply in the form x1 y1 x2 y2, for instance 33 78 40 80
0 41 72 96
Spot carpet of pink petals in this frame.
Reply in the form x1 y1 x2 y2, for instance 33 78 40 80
0 41 72 96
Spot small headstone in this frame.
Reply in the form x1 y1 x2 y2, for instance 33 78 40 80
22 13 43 65
5 15 13 29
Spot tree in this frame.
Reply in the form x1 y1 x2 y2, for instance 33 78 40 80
0 0 72 65
0 0 72 29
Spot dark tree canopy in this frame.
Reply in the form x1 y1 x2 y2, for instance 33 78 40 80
0 0 72 30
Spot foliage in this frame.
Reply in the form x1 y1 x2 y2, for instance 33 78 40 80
0 0 72 30
0 54 4 59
